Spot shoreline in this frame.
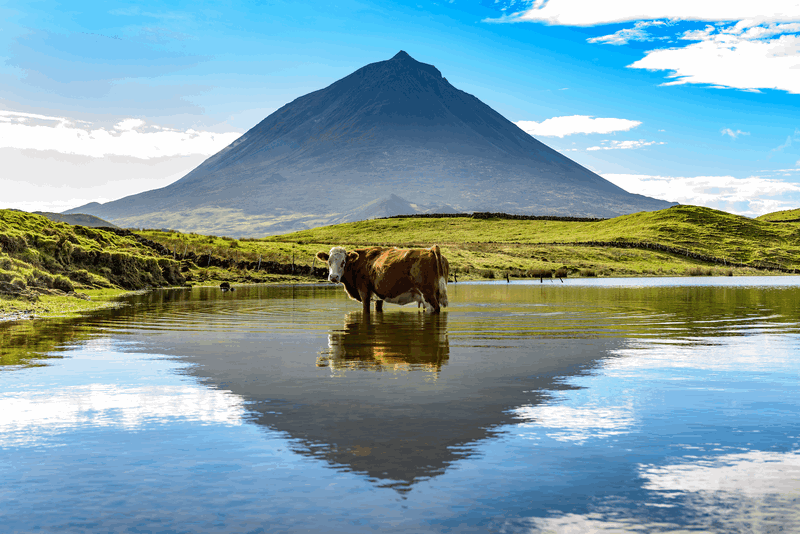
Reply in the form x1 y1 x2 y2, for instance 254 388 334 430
4 269 796 325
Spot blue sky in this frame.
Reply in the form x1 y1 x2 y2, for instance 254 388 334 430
1 0 799 217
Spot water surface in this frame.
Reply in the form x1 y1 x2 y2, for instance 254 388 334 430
2 277 800 532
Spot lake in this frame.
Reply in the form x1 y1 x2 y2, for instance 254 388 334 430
2 277 800 533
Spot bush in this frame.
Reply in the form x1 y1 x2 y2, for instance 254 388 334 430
580 269 597 277
554 267 568 278
52 274 74 292
687 266 713 276
0 233 27 254
530 268 552 279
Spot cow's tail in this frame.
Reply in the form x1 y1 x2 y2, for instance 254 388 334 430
432 244 449 308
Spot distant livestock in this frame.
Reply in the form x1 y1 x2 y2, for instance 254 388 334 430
316 245 449 313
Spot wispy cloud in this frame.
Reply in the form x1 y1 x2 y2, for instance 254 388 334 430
721 128 750 139
497 1 800 95
0 110 241 159
587 21 668 45
769 128 800 155
586 140 665 151
506 1 800 26
603 173 800 216
515 115 641 138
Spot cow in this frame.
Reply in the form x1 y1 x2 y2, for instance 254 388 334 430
316 245 449 313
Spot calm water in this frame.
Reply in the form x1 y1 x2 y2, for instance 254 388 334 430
2 277 800 533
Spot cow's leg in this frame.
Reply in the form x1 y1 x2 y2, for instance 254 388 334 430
375 300 384 312
359 288 372 313
422 290 440 314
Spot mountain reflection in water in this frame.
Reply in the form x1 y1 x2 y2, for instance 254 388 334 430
3 279 800 533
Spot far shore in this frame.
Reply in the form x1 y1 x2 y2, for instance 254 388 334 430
3 268 794 325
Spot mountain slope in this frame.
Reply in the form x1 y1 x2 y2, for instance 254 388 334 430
67 51 674 236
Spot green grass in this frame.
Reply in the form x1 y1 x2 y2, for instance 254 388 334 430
757 208 800 223
135 205 800 280
0 209 186 306
0 288 132 320
256 205 800 277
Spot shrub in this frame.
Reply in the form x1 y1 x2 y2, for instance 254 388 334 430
0 233 27 254
687 266 713 276
580 269 597 277
554 267 568 278
52 274 74 292
530 268 552 279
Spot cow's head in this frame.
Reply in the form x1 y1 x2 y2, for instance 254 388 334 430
316 247 358 284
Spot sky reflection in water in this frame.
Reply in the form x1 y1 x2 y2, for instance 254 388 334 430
2 279 800 532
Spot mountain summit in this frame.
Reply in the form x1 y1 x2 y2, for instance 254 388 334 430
67 52 674 236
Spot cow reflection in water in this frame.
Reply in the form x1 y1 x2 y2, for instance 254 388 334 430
318 311 448 374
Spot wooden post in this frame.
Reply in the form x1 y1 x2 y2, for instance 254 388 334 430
257 255 262 271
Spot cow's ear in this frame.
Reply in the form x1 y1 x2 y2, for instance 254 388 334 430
347 251 359 263
316 252 329 262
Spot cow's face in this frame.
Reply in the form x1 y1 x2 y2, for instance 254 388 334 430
317 246 348 283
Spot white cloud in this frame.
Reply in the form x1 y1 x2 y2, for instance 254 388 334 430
586 139 665 150
0 109 242 159
515 115 641 137
630 28 800 94
587 20 668 45
0 147 208 212
721 128 750 139
510 1 800 26
603 173 800 216
499 2 800 94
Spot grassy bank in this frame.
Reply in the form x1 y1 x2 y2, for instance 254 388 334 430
0 209 189 321
140 205 800 281
3 204 799 326
0 288 133 322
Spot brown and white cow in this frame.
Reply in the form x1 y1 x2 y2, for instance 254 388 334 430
316 245 449 313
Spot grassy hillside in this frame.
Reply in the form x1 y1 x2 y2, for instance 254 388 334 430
136 205 800 281
0 209 187 318
262 205 800 272
757 208 800 223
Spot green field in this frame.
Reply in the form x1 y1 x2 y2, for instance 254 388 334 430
141 204 800 280
3 204 800 325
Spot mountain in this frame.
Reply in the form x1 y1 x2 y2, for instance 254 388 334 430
66 51 675 236
34 211 118 228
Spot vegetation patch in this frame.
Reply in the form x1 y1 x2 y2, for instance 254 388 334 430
0 210 186 315
4 204 799 326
